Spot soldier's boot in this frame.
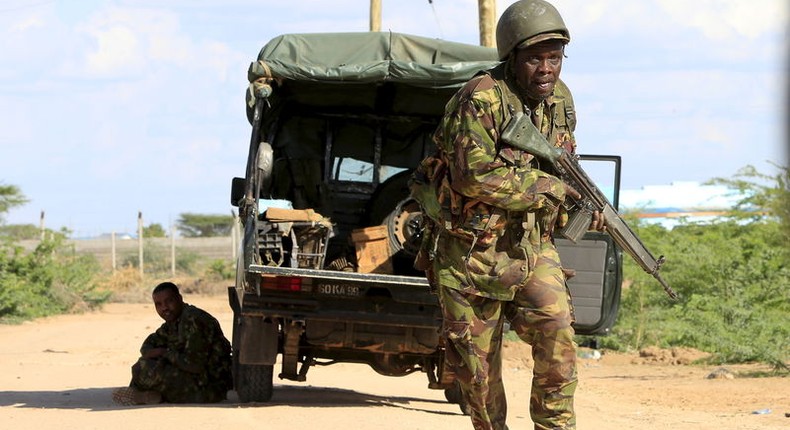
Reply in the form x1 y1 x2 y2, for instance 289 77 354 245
112 386 162 406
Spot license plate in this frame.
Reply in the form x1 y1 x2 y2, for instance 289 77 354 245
316 283 362 297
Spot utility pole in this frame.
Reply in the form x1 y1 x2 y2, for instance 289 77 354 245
478 0 496 47
370 0 381 32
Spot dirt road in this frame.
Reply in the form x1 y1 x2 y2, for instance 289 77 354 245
1 294 786 430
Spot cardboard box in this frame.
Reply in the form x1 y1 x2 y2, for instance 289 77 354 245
265 207 323 222
350 225 392 274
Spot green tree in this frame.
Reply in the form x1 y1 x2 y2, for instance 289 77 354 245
706 163 790 254
143 223 167 238
0 183 28 222
176 213 234 237
0 224 40 240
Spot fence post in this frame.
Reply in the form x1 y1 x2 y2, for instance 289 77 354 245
170 223 176 277
111 231 117 273
39 210 45 240
138 211 144 278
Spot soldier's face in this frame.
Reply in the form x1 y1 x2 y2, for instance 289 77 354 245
153 289 184 323
513 40 565 101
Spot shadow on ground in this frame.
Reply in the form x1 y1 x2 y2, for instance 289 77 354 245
0 385 461 416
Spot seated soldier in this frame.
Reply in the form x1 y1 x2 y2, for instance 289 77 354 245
112 282 233 405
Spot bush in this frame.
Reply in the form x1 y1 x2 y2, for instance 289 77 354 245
606 218 789 370
595 165 790 370
205 259 234 281
0 234 109 321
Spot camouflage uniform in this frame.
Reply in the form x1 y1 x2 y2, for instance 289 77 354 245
418 62 578 430
130 303 233 403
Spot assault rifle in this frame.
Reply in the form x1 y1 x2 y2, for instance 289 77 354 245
501 111 678 300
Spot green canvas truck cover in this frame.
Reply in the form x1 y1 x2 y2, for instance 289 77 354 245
248 32 500 87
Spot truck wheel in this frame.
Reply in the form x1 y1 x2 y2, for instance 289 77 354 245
235 363 274 403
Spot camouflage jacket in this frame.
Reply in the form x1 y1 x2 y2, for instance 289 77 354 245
435 70 573 201
413 64 577 299
141 304 232 390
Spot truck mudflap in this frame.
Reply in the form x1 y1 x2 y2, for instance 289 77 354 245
229 287 279 366
237 315 279 365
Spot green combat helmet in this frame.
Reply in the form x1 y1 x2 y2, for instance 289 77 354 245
495 0 570 60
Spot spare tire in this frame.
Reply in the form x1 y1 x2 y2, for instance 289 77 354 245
382 197 424 256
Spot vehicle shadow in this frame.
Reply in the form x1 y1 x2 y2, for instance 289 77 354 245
0 385 461 416
247 385 460 416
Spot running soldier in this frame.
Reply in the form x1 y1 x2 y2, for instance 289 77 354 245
411 1 605 428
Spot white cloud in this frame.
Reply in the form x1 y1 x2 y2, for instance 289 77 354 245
549 0 787 63
204 41 248 83
9 15 44 32
76 7 196 77
84 24 143 75
659 0 788 40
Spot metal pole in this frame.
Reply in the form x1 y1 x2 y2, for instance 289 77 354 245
478 0 496 47
370 0 381 32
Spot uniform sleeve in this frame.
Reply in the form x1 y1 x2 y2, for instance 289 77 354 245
163 311 214 374
434 86 566 212
140 326 167 356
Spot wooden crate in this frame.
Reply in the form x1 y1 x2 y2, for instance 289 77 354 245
350 225 392 274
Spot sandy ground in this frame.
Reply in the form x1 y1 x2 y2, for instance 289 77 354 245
1 294 787 430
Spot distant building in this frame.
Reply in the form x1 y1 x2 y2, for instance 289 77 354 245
94 232 135 240
619 182 743 229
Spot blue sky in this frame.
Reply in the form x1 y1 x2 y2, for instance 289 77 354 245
1 0 787 237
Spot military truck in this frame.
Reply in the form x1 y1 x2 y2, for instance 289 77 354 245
229 32 622 405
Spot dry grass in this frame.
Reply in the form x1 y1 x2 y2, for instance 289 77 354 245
99 267 230 303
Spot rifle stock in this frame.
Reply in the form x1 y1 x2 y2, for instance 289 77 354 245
501 111 678 300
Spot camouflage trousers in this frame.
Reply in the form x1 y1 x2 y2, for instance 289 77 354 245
438 245 577 430
131 358 225 403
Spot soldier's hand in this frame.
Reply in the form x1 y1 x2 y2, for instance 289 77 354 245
590 210 606 232
143 347 167 359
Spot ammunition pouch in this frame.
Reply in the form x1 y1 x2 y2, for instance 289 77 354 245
410 151 538 250
445 201 506 248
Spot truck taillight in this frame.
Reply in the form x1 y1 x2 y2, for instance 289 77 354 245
261 275 303 292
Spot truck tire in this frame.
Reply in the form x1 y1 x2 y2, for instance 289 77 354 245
235 363 274 403
230 295 275 404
